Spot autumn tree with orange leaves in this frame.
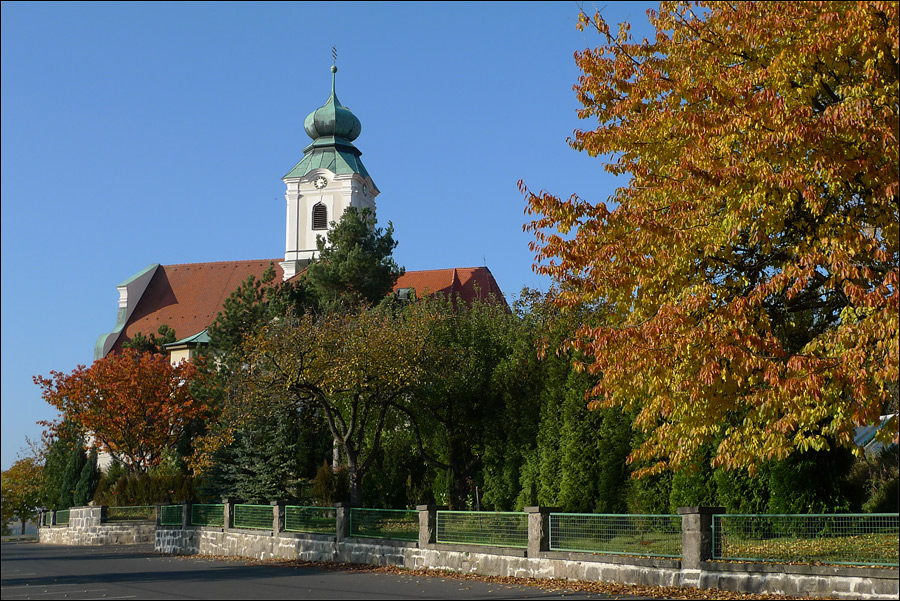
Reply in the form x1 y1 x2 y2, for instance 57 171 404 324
523 2 898 475
35 352 209 473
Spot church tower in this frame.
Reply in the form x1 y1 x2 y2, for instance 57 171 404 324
280 65 379 280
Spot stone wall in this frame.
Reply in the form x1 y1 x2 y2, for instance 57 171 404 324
39 504 899 600
38 506 155 546
150 526 896 599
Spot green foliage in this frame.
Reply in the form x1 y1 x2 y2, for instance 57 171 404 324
767 446 856 513
404 294 514 509
1 456 44 534
863 446 899 513
207 263 315 360
305 207 404 311
73 449 99 507
122 324 177 355
312 461 350 506
200 406 329 503
93 472 199 506
362 426 431 509
845 445 899 513
57 437 86 509
668 450 718 513
714 465 771 515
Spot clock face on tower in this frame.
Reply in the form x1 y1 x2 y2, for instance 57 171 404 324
314 176 328 190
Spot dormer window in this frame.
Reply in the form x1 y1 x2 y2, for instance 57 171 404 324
312 203 328 230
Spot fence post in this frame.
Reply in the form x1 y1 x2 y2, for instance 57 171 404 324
154 503 163 528
417 504 445 548
271 501 285 535
182 502 192 528
525 506 558 557
335 502 353 542
678 506 723 570
222 498 237 530
50 510 57 526
99 505 108 525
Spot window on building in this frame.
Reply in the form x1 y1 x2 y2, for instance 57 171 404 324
312 203 328 230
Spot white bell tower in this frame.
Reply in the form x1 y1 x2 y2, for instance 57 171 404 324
281 65 379 280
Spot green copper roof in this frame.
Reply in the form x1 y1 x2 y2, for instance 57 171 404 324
165 330 210 347
284 145 372 179
284 65 374 183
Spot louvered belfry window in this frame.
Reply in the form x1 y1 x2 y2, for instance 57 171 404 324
312 203 328 230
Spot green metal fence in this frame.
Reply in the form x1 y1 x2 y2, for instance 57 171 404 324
713 513 900 567
550 513 682 558
55 509 70 526
233 504 274 531
436 511 528 548
284 506 336 535
106 505 156 522
350 508 418 541
43 511 53 526
160 505 183 526
191 503 225 527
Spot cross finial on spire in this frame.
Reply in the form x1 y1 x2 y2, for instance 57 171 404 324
330 46 338 94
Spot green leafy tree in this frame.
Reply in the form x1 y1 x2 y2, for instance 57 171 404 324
200 307 430 506
394 295 514 509
1 457 44 535
197 264 323 500
305 207 404 311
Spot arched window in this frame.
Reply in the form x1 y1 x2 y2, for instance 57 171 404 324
312 203 328 230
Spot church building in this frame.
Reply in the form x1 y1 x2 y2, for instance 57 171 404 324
95 65 504 361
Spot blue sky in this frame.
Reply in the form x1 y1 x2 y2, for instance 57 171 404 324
1 1 657 470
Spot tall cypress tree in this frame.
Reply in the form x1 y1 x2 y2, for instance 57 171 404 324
73 449 100 506
57 439 86 509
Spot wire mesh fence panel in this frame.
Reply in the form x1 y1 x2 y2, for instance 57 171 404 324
350 508 418 541
191 504 225 527
106 505 156 522
284 506 336 535
55 510 70 526
713 514 900 567
233 504 274 531
550 514 682 558
160 505 183 526
436 511 528 548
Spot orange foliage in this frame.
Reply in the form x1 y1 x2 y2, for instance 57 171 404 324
523 2 898 474
34 352 208 472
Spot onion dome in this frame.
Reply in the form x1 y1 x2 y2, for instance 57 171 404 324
303 66 362 142
284 65 374 183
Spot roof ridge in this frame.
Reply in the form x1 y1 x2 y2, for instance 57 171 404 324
162 258 282 269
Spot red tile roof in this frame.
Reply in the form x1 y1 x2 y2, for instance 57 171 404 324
394 267 505 304
109 261 505 355
111 259 285 354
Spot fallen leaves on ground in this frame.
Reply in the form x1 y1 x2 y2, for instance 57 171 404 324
176 554 835 599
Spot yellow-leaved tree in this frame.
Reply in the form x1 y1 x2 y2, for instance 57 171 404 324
523 1 898 475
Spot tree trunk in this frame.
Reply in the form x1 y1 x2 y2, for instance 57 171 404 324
348 461 363 506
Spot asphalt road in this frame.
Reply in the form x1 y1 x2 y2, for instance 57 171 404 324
0 542 627 600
